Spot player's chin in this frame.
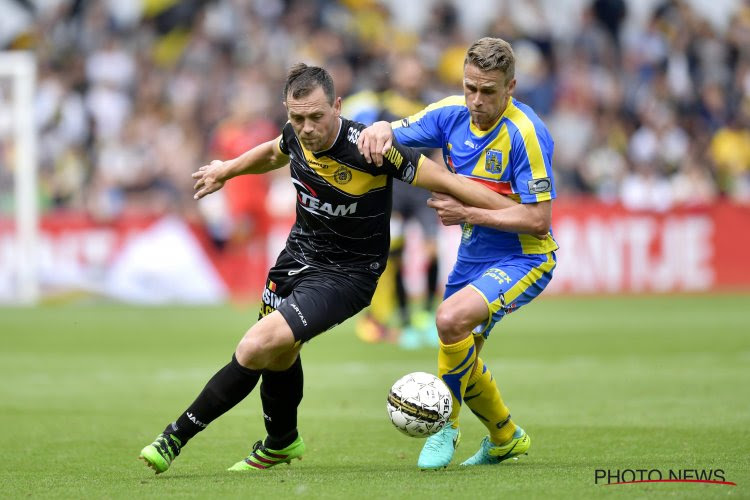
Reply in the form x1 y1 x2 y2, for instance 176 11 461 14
472 114 491 125
300 138 316 149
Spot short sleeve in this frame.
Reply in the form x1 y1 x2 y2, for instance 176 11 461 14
378 138 425 185
509 126 556 203
391 96 464 148
278 122 293 155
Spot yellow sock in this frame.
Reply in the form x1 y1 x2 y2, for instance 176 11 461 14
369 259 397 324
438 335 476 427
463 356 516 444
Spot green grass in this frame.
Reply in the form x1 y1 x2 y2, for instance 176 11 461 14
1 294 749 498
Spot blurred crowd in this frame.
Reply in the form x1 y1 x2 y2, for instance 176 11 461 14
0 0 749 238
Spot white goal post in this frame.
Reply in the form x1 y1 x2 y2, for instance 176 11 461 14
0 51 38 305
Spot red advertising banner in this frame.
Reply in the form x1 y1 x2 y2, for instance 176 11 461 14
547 199 750 294
1 199 748 302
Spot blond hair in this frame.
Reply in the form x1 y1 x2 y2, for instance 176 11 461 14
464 37 515 83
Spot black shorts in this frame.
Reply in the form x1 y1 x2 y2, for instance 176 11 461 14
258 249 378 343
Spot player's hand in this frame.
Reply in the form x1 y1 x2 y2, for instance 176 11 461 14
427 192 469 226
192 160 227 199
357 121 393 167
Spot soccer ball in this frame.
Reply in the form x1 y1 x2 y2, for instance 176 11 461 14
386 372 452 438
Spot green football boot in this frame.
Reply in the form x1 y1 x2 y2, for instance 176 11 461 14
228 436 306 471
417 423 460 469
460 426 530 466
139 433 182 474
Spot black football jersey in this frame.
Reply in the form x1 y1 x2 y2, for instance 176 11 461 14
277 117 424 275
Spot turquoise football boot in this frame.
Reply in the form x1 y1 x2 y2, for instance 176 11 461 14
417 423 460 469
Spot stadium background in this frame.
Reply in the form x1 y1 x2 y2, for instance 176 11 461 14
0 0 748 497
1 0 749 301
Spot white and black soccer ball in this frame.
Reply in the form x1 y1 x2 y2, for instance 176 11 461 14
386 372 452 438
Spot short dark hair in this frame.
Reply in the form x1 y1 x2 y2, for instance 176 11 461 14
464 37 515 84
283 63 335 105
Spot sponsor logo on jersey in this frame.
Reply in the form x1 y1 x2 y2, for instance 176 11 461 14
307 158 329 169
347 126 360 144
485 149 503 174
464 139 476 149
293 178 358 216
528 177 552 194
299 192 357 216
333 165 352 184
401 161 416 183
400 118 410 128
384 147 404 168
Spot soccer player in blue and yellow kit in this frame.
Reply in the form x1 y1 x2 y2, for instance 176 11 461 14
359 37 558 468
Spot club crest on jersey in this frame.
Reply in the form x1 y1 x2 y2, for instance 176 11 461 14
333 165 352 184
485 149 503 174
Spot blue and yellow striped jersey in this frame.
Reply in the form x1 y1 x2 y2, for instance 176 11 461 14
392 96 559 259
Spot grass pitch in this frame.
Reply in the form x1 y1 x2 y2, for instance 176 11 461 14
1 294 748 498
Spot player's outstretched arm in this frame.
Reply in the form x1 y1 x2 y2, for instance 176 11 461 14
192 136 289 199
413 156 519 211
428 193 551 236
357 120 393 166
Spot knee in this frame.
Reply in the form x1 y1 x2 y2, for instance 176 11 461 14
236 329 285 370
435 304 471 344
235 335 266 369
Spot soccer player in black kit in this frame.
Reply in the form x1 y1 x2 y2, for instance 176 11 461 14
139 63 520 473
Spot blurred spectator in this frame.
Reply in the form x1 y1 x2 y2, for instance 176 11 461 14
592 0 627 49
205 78 278 249
620 162 675 212
0 0 748 230
709 110 750 202
671 152 719 206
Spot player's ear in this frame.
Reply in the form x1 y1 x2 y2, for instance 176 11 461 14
333 96 342 116
506 78 517 95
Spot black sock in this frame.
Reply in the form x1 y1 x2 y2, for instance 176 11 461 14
261 356 304 449
167 354 261 445
425 258 439 311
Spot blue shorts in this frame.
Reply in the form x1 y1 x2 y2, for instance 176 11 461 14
443 252 556 338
